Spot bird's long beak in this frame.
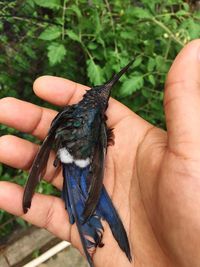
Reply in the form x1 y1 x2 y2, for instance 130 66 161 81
104 58 134 90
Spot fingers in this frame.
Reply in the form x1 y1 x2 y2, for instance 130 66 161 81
0 135 37 170
164 39 200 156
0 97 56 140
33 76 88 106
34 76 134 127
0 181 71 241
0 135 63 189
0 77 134 142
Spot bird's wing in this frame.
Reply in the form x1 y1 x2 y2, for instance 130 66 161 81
82 120 107 221
22 131 56 213
22 106 72 213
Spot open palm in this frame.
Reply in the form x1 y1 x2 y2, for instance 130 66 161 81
1 40 200 267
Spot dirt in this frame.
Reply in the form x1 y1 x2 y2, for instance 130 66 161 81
38 246 88 267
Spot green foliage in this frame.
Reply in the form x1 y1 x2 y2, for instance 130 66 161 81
121 75 144 96
87 59 105 85
66 30 80 42
39 26 62 40
47 43 67 65
0 0 199 238
34 0 61 9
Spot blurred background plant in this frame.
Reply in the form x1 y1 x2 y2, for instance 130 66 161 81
0 0 199 240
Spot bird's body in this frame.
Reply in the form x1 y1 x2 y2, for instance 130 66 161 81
23 61 133 267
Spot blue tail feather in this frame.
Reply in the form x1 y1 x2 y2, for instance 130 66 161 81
97 187 132 261
61 168 74 224
62 163 103 267
62 163 131 267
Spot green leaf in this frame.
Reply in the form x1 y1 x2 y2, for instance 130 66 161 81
87 59 105 85
130 7 152 19
147 57 155 72
182 2 190 11
187 20 200 39
70 4 82 18
47 43 66 66
32 249 40 259
66 30 80 42
23 45 36 59
15 217 27 228
120 31 134 40
93 9 102 35
132 56 142 68
148 74 155 86
120 76 144 97
155 55 166 72
88 43 98 50
176 10 189 16
34 0 61 9
194 10 200 19
0 22 3 31
26 0 35 8
39 26 61 41
155 55 171 73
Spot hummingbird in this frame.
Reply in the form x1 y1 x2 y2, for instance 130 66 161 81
22 60 133 267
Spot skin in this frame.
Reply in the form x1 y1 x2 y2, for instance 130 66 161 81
0 39 200 267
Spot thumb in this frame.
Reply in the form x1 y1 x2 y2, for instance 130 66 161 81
164 39 200 157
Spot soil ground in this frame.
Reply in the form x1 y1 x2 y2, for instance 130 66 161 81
38 246 88 267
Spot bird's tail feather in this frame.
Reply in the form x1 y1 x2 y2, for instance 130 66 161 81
97 187 132 262
62 163 104 267
62 163 132 265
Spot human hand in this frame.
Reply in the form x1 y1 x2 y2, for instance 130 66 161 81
0 39 200 267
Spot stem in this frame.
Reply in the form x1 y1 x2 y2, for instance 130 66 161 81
82 42 93 60
0 217 15 229
164 39 171 60
0 14 61 26
155 12 190 18
142 71 165 78
61 0 67 40
104 0 120 62
151 17 184 47
79 32 93 60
